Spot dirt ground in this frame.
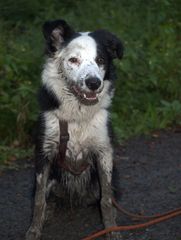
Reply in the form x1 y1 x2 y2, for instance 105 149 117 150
0 130 181 240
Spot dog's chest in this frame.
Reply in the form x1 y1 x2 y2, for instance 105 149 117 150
66 121 91 162
44 109 108 162
59 122 95 195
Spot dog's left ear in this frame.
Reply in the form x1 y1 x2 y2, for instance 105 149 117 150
42 19 75 54
92 30 124 60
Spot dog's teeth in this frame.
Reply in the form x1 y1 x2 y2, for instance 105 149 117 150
83 92 98 101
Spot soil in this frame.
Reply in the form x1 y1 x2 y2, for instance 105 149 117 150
0 130 181 240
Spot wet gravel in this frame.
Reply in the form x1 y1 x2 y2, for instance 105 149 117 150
0 130 181 240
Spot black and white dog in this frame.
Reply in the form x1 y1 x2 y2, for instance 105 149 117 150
26 19 124 240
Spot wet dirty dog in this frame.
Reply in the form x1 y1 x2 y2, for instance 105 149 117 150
26 19 124 240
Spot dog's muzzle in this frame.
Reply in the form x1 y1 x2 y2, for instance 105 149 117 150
71 77 103 105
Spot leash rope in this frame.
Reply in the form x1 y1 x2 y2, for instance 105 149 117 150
82 199 181 240
112 197 181 220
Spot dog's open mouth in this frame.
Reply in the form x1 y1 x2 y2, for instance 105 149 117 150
71 85 99 104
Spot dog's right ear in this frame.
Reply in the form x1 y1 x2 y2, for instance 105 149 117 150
42 19 75 54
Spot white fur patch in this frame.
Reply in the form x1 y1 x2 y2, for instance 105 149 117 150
37 173 43 184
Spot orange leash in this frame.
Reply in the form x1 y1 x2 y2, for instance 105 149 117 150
82 199 181 240
112 198 181 220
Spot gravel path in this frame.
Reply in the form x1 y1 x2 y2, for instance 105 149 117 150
0 130 180 240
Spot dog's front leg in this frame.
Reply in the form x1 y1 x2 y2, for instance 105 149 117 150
26 165 50 240
97 148 121 240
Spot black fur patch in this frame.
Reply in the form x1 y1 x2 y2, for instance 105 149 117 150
38 85 60 111
34 113 49 173
89 30 124 60
89 30 123 85
43 19 80 56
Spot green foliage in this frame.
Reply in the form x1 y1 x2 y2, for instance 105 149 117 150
0 0 181 162
0 145 33 165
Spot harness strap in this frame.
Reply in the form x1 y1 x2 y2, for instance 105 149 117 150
58 120 69 160
57 120 89 175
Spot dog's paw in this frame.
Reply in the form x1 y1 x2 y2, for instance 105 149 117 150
25 227 41 240
106 231 122 240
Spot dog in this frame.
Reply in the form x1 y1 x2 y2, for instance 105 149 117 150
26 19 124 240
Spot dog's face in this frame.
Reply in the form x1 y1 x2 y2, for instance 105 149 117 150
43 20 123 104
59 34 106 102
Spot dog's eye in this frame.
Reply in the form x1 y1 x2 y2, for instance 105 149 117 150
96 57 105 65
68 57 79 64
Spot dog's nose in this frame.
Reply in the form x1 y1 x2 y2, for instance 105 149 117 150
85 77 101 91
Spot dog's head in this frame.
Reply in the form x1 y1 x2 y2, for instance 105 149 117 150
43 19 124 105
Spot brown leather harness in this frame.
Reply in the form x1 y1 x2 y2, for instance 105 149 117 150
57 120 89 176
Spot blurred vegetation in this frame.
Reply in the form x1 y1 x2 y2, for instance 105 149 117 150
0 0 181 163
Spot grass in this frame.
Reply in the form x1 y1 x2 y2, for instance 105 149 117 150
0 0 181 163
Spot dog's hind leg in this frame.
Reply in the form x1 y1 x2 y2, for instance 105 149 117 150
26 165 50 240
